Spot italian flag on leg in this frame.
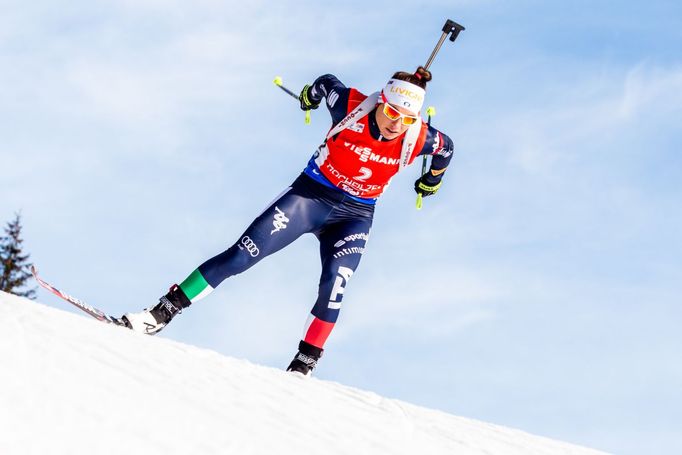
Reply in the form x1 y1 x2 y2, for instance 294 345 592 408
179 269 214 304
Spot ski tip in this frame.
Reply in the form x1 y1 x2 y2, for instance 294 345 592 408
273 76 283 86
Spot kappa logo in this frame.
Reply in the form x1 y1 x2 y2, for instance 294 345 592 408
271 206 290 235
240 236 260 257
328 266 354 310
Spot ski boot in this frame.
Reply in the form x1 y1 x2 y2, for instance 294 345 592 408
122 285 191 335
287 340 323 376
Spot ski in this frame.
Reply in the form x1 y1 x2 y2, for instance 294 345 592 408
31 266 127 326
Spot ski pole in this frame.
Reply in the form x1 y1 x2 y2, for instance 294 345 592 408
416 106 436 210
273 76 311 125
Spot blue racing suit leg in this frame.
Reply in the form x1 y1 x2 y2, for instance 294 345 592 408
302 207 373 348
197 184 331 288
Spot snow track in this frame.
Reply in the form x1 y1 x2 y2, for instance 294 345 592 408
0 292 609 455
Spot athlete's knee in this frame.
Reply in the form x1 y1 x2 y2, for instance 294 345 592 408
198 237 262 287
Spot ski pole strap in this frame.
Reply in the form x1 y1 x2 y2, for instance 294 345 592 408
299 84 316 108
417 180 442 193
416 181 441 209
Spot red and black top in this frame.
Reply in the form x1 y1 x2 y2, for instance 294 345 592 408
303 74 454 204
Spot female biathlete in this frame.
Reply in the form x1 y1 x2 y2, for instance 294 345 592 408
122 66 455 376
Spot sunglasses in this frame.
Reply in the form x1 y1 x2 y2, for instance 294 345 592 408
382 103 419 125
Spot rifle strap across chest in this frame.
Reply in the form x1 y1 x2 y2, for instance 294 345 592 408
324 91 423 171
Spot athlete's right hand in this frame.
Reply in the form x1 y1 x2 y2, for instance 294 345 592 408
414 175 442 197
299 84 320 111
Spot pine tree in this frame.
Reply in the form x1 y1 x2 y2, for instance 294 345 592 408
0 213 37 299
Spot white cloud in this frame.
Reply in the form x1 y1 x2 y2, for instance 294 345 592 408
443 61 682 183
483 64 677 179
619 63 682 119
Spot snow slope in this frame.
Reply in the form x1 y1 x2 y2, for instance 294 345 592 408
0 292 609 455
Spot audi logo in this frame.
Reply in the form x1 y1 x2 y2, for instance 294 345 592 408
240 236 260 257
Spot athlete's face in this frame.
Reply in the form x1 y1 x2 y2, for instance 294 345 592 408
375 103 413 140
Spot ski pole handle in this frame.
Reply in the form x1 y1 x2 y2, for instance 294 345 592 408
273 76 298 99
416 106 437 210
273 76 311 124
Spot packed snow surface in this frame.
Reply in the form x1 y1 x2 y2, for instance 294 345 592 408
0 291 609 455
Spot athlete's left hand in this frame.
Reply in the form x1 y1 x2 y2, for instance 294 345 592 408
414 174 442 197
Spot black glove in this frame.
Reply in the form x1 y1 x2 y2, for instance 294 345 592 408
299 84 320 111
414 173 443 197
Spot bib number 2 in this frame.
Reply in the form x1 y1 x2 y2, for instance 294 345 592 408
354 167 372 182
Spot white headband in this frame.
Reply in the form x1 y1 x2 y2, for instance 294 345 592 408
381 78 426 115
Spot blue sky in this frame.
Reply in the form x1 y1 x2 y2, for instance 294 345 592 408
2 1 681 453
